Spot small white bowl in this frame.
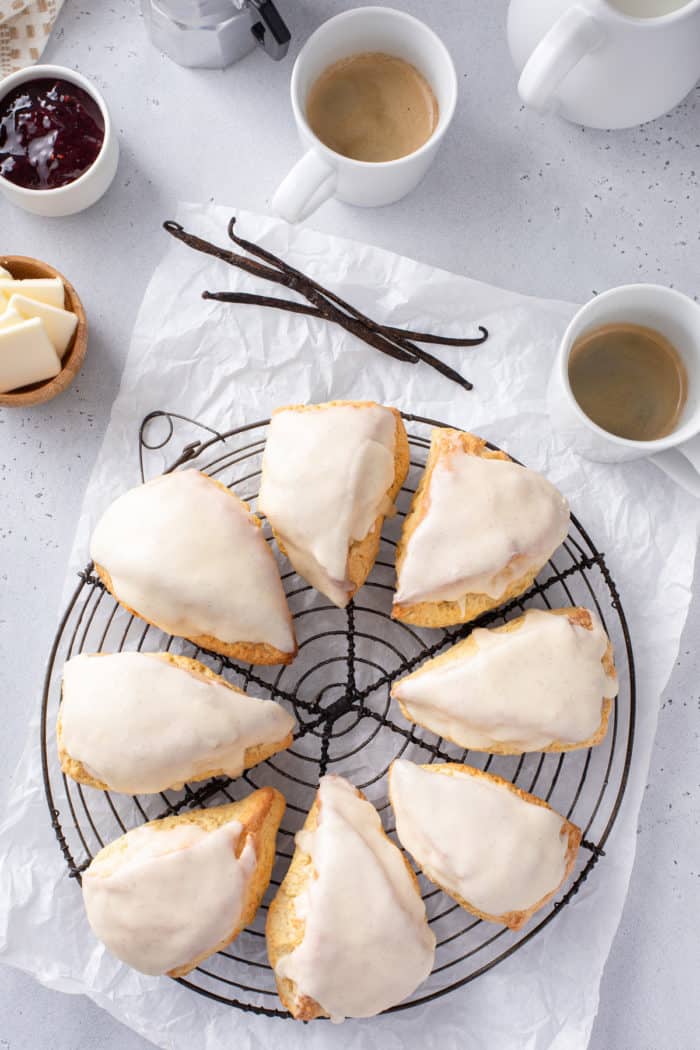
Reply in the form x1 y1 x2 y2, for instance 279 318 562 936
0 64 119 217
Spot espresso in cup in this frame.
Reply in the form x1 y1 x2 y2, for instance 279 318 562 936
568 322 688 441
306 51 438 163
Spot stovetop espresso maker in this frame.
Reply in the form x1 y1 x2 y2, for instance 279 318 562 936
142 0 290 69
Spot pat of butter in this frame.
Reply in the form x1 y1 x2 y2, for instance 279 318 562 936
9 294 77 358
0 277 64 309
0 318 62 394
0 305 23 331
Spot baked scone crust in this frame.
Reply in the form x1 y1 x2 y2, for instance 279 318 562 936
265 401 410 604
388 761 581 931
86 787 286 978
57 652 294 791
392 607 615 753
265 781 425 1020
392 429 563 627
94 473 296 665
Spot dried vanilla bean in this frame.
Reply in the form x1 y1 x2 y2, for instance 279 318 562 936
163 218 489 391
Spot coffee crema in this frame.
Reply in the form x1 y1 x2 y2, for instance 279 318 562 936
568 322 688 441
306 51 438 163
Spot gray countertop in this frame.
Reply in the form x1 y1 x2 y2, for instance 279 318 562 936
1 1 698 1047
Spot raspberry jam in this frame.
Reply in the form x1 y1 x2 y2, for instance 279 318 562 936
0 78 105 191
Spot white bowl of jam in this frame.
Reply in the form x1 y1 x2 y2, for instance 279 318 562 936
0 65 119 217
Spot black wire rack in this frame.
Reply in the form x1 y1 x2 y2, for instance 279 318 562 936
41 410 636 1018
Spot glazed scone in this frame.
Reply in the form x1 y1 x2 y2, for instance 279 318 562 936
392 607 617 753
82 788 285 977
58 652 295 793
392 429 570 626
266 775 435 1021
389 760 581 930
90 470 297 665
257 401 409 608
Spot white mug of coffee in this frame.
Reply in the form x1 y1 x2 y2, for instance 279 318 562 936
507 0 700 129
549 284 700 496
271 6 457 223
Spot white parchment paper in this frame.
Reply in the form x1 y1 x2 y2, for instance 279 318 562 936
0 205 697 1050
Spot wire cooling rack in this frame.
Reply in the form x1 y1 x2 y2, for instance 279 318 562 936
41 410 636 1017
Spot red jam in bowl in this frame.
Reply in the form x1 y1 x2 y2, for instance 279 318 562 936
0 78 105 191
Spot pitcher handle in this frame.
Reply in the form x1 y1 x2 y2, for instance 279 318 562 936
517 6 605 112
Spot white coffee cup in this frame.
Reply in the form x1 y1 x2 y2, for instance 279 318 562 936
507 0 700 129
0 65 119 217
548 284 700 495
271 6 457 224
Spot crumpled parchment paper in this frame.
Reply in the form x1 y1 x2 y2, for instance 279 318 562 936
0 205 697 1050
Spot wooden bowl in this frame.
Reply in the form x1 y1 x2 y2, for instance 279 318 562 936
0 256 87 407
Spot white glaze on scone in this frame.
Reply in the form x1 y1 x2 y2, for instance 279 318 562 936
275 775 435 1021
61 652 295 793
393 608 617 751
257 404 396 607
390 761 572 918
394 450 569 606
82 821 256 975
90 470 295 653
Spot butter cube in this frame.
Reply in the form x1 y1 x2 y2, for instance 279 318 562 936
9 294 77 358
0 318 62 394
0 277 65 309
0 305 23 330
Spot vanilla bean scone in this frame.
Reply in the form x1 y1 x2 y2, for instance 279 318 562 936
392 607 617 753
389 761 581 931
90 470 296 664
58 652 295 794
257 401 409 608
266 775 435 1021
392 429 570 626
82 788 285 977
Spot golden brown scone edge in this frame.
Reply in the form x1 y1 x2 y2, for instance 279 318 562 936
392 429 558 627
265 778 425 1020
58 652 294 790
388 761 581 931
265 401 409 607
391 606 615 753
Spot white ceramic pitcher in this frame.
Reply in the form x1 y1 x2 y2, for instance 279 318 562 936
507 0 700 128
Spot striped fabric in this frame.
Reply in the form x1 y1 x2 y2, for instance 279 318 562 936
0 0 64 77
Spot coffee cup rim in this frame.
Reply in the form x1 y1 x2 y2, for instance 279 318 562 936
558 283 700 451
597 0 700 24
0 64 114 200
289 6 458 171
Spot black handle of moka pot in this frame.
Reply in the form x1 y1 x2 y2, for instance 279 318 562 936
249 0 290 60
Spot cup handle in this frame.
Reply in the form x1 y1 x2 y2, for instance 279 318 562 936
651 433 700 498
517 6 605 113
271 150 337 224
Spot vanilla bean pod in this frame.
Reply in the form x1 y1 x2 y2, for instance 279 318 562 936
225 219 482 389
164 218 488 390
164 221 420 367
202 291 418 366
225 218 487 349
202 290 475 390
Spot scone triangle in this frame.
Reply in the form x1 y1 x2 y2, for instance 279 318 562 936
389 760 581 930
59 651 296 793
266 774 435 1021
392 607 617 753
257 401 409 607
392 429 570 626
90 469 296 664
82 787 285 977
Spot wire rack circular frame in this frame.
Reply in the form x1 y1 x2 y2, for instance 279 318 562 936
41 410 636 1018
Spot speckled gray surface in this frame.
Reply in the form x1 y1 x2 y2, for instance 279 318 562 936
1 2 698 1047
